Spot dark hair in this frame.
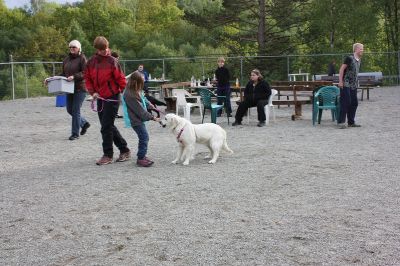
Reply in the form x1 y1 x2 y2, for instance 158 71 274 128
93 36 109 50
125 71 144 98
111 51 119 59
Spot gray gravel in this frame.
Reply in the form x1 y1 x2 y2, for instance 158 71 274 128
1 86 400 265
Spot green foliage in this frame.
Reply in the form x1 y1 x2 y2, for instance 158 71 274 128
177 0 223 15
0 0 399 100
15 26 67 61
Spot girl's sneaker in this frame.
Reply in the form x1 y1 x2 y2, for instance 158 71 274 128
137 158 154 167
144 157 154 163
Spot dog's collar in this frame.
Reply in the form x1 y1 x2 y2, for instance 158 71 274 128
176 126 185 143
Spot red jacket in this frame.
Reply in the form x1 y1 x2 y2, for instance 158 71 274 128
84 50 126 98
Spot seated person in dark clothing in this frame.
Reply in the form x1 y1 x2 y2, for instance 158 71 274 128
232 69 271 127
143 87 166 118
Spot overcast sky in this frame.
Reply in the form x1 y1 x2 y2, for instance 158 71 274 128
4 0 82 9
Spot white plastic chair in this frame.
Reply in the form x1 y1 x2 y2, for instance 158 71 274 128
172 89 202 121
247 89 277 125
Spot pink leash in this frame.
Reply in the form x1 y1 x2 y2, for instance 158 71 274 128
90 96 120 112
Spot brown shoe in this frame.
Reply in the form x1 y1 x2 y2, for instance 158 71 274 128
137 158 154 167
96 156 113 165
115 151 131 162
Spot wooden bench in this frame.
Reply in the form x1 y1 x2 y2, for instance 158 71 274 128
270 81 333 119
358 85 374 101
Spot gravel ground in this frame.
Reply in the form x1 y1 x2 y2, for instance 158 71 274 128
1 86 400 265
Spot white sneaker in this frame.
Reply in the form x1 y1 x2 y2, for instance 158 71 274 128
337 123 347 129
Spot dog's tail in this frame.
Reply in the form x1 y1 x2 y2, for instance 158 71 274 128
222 130 234 154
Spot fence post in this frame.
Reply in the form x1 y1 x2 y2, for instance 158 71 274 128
286 56 290 81
24 64 28 98
10 54 15 100
162 59 165 79
398 50 400 85
240 56 243 86
201 59 205 79
52 63 56 76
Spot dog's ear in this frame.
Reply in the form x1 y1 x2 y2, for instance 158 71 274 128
171 116 178 128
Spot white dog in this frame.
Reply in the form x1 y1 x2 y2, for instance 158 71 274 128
161 114 233 165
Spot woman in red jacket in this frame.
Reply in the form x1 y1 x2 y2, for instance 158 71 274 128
85 36 130 165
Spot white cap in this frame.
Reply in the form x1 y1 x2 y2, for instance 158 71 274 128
69 40 82 52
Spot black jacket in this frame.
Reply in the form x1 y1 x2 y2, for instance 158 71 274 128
215 66 230 86
244 80 271 102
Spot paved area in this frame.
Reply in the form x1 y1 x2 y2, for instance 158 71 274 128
1 87 400 265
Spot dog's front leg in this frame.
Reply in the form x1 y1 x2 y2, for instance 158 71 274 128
172 144 184 164
181 145 193 165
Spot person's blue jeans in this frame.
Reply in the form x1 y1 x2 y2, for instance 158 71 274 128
132 123 149 160
338 87 358 125
217 85 232 115
66 90 87 136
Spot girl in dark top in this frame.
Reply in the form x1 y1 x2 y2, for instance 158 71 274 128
232 69 271 127
123 71 160 167
215 57 232 116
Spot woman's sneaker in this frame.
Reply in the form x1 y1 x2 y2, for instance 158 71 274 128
80 122 90 135
144 157 154 163
115 151 131 162
137 158 154 167
96 156 113 165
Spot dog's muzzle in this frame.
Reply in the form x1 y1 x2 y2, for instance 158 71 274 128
159 121 166 128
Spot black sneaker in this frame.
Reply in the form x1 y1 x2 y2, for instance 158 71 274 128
348 123 361 127
69 134 79 140
80 122 90 135
232 121 242 126
257 121 266 127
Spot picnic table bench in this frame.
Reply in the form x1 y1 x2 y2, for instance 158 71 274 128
321 76 375 101
271 81 333 120
357 77 376 101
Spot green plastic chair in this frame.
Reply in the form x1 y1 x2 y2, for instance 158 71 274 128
198 88 230 124
312 86 340 126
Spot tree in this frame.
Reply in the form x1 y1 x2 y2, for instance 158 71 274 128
15 26 67 61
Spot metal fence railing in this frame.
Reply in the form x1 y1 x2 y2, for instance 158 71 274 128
1 51 399 100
